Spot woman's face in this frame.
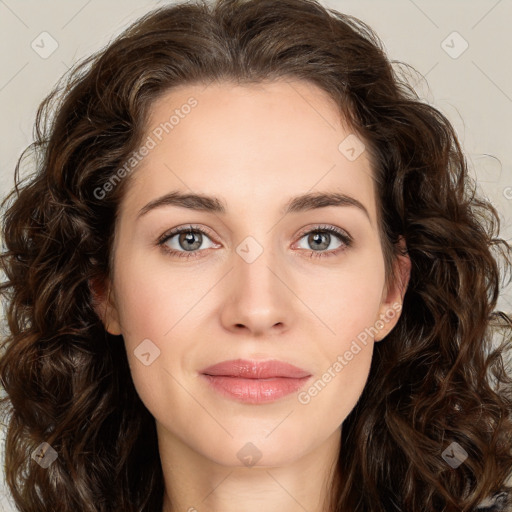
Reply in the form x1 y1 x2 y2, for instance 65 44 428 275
97 79 409 468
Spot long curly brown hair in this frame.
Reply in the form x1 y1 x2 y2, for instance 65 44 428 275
1 0 511 510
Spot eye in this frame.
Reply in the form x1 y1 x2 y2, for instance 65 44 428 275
157 225 219 259
157 224 352 260
294 225 352 258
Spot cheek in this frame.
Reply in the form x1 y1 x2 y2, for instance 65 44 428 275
112 257 193 415
300 251 385 404
113 235 386 412
113 248 203 344
111 248 216 403
295 284 380 430
304 249 386 347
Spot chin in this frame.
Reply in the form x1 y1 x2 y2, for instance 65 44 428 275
195 426 319 469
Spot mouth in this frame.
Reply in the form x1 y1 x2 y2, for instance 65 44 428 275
199 359 312 404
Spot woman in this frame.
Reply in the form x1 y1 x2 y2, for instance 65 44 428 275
0 0 511 510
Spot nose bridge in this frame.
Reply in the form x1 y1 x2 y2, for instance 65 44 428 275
222 231 291 333
230 201 281 285
235 232 282 302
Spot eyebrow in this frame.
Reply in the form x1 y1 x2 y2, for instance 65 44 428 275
137 190 371 223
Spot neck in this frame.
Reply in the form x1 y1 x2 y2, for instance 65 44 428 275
158 425 342 512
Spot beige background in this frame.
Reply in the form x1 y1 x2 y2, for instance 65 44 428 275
0 0 511 509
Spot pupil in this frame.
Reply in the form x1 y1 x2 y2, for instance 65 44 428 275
310 232 329 250
181 231 201 251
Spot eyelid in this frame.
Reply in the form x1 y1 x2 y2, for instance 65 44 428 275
295 223 352 242
157 224 219 246
157 223 353 258
157 224 351 244
291 223 352 254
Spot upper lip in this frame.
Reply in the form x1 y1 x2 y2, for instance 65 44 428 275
200 359 311 379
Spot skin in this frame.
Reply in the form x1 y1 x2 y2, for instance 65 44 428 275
94 79 410 512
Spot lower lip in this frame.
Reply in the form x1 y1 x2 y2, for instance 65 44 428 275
201 375 311 404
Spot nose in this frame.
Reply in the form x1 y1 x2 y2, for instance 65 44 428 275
219 238 295 337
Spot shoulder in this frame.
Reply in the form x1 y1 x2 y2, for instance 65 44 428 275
474 471 512 511
475 491 510 511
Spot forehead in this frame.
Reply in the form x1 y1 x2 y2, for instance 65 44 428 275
121 79 378 223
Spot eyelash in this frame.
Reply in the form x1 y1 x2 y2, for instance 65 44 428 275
156 224 353 260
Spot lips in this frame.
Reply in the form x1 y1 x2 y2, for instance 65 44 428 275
199 359 312 404
200 359 311 379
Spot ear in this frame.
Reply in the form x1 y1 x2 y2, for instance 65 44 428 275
88 276 122 336
374 237 411 342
